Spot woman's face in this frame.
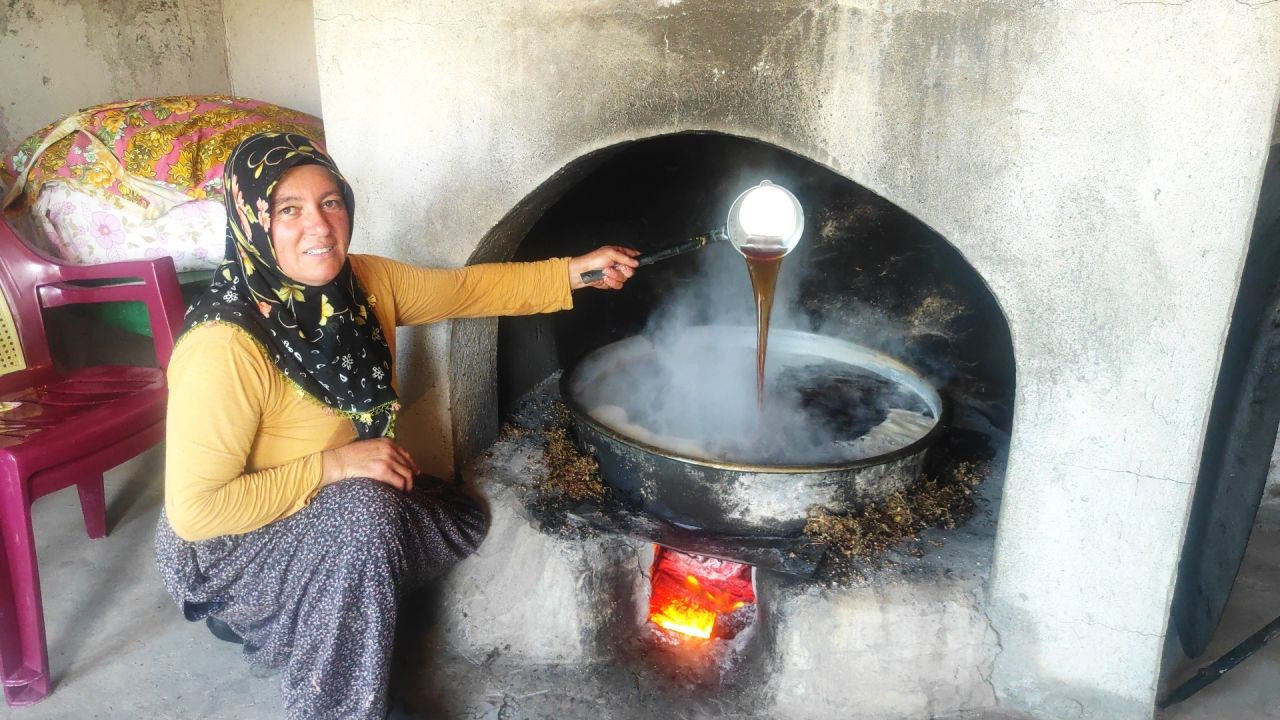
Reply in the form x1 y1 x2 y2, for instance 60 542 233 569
269 164 351 286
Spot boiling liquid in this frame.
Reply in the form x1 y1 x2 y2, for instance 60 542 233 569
743 246 786 406
584 358 937 465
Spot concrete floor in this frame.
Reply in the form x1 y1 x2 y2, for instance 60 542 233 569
0 448 1275 720
0 447 279 720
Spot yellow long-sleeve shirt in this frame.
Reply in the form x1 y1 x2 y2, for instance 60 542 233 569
165 253 573 541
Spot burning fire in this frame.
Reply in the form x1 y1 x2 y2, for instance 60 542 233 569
647 546 755 640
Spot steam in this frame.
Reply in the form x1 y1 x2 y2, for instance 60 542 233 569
568 243 941 466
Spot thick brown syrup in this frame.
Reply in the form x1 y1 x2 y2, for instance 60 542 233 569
742 245 786 406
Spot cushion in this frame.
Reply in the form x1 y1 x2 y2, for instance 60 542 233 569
1 95 324 271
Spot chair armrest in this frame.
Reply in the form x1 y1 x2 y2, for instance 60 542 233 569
38 257 186 369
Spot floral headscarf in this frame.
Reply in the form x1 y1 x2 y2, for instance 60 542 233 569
181 132 398 438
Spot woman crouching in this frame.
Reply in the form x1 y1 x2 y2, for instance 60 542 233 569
154 132 636 719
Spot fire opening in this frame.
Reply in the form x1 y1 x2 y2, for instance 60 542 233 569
648 545 756 640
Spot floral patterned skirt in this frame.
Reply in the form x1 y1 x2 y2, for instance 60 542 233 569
154 478 487 720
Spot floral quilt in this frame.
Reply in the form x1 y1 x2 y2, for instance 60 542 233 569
1 95 323 271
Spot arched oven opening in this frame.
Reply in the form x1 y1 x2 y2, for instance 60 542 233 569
450 132 1017 713
498 133 1013 433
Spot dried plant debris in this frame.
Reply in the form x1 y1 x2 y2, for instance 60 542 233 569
497 401 602 504
540 425 605 503
907 295 963 333
498 402 608 538
497 422 530 441
804 461 988 582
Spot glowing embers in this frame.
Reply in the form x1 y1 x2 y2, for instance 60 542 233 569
648 545 756 640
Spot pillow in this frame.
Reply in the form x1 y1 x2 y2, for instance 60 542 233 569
1 95 324 269
31 183 225 273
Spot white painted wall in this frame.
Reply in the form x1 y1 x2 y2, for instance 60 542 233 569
220 0 321 116
0 0 231 154
312 1 1280 718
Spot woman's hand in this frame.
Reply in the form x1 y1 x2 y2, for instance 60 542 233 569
568 246 640 290
321 437 420 491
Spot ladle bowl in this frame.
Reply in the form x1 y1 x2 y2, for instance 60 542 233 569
725 180 804 258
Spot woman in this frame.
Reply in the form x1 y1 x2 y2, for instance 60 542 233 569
154 132 637 719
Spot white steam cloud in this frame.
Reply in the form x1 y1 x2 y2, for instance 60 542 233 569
567 243 940 466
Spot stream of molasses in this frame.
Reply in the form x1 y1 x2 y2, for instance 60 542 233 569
743 245 786 406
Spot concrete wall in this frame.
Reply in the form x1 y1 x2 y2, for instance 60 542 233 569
312 1 1280 717
0 0 231 154
221 0 321 116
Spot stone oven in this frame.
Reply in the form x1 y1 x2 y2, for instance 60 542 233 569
310 2 1280 718
412 132 1015 718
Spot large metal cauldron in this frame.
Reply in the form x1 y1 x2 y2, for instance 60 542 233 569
561 327 947 537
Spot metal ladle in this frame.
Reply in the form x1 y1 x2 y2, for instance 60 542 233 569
577 180 804 285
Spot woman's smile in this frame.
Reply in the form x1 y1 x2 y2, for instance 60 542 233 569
270 164 351 286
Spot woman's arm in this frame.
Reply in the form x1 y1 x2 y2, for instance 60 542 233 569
354 248 637 327
164 326 327 541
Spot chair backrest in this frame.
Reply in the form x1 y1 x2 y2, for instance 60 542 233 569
0 220 186 373
0 221 62 372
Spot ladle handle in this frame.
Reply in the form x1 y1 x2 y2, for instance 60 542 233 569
578 230 725 285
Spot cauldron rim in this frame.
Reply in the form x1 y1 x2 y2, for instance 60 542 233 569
559 326 949 473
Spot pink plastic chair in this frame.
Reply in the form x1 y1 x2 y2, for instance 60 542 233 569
0 220 183 706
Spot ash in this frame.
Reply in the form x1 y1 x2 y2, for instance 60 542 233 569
393 642 776 720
